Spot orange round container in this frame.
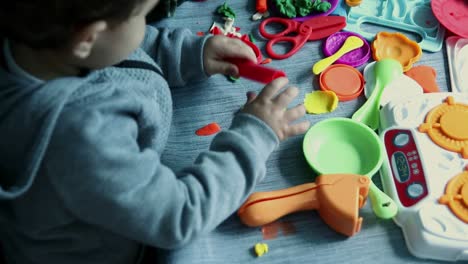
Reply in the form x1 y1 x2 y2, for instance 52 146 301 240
319 64 364 101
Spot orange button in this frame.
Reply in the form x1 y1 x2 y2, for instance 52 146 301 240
319 64 364 101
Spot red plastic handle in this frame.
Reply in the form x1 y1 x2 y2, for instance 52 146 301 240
265 35 309 60
259 17 300 39
228 58 286 84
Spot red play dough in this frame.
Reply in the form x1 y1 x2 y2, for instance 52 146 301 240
196 122 221 136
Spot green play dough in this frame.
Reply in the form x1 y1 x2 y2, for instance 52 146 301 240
275 0 332 18
217 2 236 19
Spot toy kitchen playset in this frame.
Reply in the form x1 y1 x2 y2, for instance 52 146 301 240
350 0 468 261
378 90 468 262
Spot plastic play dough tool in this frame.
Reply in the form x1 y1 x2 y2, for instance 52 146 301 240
323 32 370 67
303 91 338 114
319 64 364 101
259 16 346 59
238 173 370 237
345 0 445 52
363 62 423 107
346 0 362 7
313 36 364 75
303 118 398 219
404 65 440 93
372 32 421 72
352 59 403 130
228 59 286 84
432 0 468 38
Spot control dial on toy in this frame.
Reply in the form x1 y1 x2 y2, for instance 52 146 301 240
418 96 468 158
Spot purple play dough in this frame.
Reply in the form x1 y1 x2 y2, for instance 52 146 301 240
323 32 370 67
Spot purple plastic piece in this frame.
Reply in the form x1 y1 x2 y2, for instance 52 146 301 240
323 32 371 67
269 0 339 22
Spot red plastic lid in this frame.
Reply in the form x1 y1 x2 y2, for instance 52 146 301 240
319 64 364 101
432 0 468 38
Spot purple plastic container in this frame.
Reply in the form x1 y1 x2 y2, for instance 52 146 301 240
269 0 339 22
323 32 370 67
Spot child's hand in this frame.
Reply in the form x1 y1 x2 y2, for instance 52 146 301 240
203 35 257 77
241 78 310 141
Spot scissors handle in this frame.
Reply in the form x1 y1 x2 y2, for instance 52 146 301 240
265 36 310 60
259 17 300 39
259 17 313 60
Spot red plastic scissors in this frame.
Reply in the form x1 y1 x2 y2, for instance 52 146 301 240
259 16 347 60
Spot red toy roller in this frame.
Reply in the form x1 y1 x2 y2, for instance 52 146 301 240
229 58 287 84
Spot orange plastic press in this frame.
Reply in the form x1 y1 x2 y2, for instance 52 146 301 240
237 174 370 237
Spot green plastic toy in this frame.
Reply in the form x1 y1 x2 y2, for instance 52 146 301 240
303 117 398 219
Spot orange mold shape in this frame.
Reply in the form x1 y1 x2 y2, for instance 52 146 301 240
418 96 468 158
405 65 440 93
372 32 422 72
438 170 468 223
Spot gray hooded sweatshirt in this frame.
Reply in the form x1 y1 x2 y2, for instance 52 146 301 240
0 26 278 264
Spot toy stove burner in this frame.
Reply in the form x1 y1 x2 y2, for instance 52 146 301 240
439 170 468 223
418 96 468 159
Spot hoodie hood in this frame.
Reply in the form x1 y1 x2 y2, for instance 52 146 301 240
0 69 84 199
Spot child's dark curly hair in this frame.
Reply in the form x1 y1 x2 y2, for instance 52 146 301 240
0 0 148 49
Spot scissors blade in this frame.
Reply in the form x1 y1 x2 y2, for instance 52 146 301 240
304 16 347 41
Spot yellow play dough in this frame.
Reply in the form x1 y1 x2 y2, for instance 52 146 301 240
304 91 339 114
254 243 269 257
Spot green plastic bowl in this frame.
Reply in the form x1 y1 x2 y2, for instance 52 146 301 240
303 117 384 177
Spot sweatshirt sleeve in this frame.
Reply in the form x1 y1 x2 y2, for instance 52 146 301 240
44 98 278 249
140 25 209 87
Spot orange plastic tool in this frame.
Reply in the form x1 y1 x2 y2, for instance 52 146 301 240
238 174 370 237
346 0 362 7
405 65 440 93
372 32 421 72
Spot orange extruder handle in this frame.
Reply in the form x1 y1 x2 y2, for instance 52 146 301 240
238 182 320 227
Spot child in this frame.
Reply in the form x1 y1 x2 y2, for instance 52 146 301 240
0 0 309 263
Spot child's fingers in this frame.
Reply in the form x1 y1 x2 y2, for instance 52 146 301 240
273 86 299 107
257 77 289 100
285 120 311 138
245 91 257 104
284 104 306 123
208 60 239 76
222 38 257 63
